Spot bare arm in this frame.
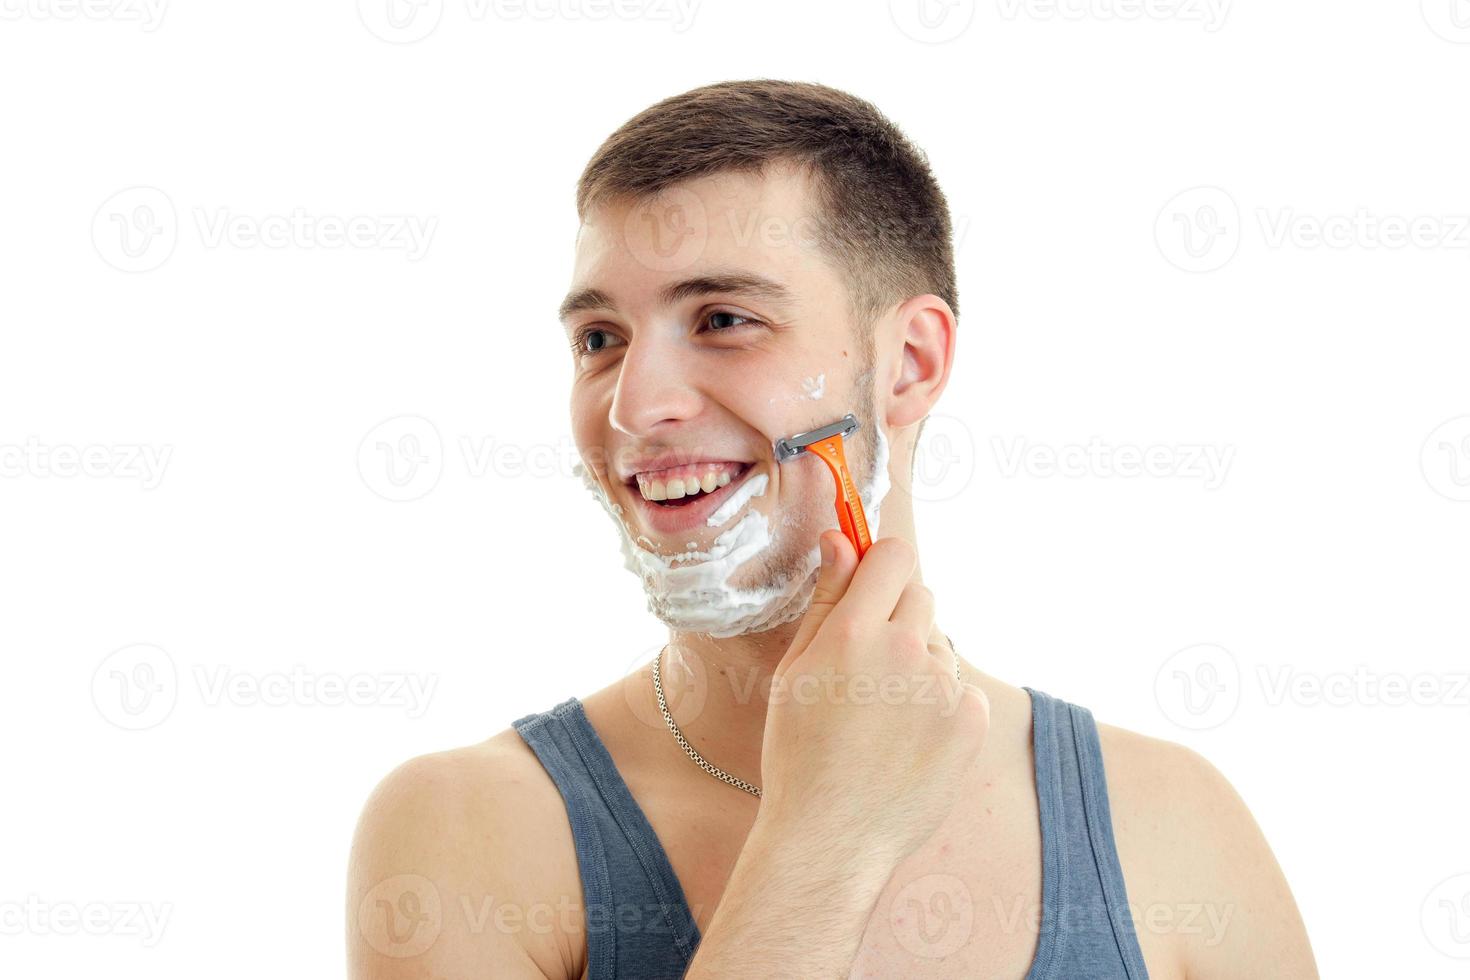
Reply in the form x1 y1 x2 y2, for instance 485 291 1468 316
1175 746 1318 979
1102 727 1319 980
683 815 897 980
347 747 572 980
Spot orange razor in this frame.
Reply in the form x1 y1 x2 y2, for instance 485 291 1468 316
774 413 874 559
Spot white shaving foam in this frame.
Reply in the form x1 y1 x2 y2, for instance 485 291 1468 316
706 472 768 527
631 509 818 636
767 372 827 404
572 420 891 639
861 421 891 539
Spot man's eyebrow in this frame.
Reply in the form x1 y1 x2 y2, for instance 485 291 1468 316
558 287 615 322
557 271 795 323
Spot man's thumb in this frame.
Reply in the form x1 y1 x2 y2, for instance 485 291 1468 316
782 530 859 664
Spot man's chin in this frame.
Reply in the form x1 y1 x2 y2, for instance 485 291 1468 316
641 545 822 638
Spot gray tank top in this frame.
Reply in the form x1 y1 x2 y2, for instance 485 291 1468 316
512 686 1150 979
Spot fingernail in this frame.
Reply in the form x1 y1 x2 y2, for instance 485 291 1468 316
819 535 834 564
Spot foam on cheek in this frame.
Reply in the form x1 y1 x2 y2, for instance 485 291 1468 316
707 472 768 527
766 372 827 404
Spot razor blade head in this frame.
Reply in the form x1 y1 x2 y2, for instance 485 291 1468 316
773 413 860 463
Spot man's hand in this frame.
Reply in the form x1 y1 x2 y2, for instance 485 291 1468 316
755 530 990 865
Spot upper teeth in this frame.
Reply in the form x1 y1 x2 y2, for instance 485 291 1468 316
637 464 742 501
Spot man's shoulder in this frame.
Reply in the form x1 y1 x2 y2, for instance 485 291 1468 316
352 727 564 854
1094 719 1232 825
1092 719 1274 878
346 727 585 978
1090 717 1318 978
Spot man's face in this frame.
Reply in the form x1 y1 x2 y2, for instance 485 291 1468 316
561 166 889 636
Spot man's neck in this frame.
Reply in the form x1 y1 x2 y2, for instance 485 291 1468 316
656 625 798 785
653 599 961 792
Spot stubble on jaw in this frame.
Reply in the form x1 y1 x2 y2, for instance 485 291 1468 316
728 346 883 605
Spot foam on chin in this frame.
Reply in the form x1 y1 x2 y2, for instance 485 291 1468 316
574 421 892 638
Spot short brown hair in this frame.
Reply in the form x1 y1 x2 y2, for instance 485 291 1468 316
576 79 960 338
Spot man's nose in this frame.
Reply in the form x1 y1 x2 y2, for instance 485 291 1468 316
607 335 704 437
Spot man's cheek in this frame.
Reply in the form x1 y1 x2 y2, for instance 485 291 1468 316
753 368 835 410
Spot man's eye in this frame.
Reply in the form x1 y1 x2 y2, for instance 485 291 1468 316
572 328 620 356
573 313 760 358
705 311 760 332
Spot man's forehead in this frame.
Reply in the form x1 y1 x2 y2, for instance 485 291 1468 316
563 169 831 321
588 162 816 229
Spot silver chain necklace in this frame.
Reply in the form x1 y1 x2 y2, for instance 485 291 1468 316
650 635 963 798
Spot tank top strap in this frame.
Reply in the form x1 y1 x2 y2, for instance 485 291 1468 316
512 697 701 979
1024 686 1151 979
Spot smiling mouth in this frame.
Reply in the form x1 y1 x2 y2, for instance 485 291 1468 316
624 461 759 531
631 461 753 506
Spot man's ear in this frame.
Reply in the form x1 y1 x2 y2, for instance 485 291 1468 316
884 293 956 429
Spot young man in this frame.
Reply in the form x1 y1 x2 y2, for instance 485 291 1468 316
348 80 1318 978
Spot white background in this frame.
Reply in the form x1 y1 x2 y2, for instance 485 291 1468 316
2 1 1467 976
